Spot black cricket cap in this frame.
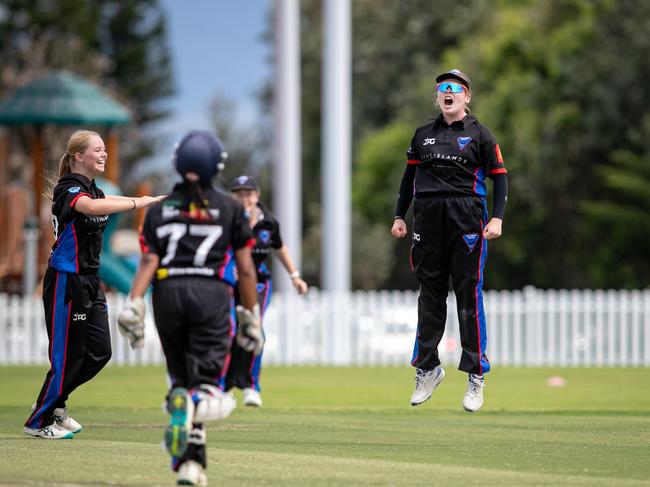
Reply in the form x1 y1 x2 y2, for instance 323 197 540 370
435 69 471 90
230 175 259 192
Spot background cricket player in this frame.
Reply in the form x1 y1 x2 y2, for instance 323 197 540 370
224 175 308 407
391 69 508 412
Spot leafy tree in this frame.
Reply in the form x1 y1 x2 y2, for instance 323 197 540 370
265 0 650 289
294 0 491 288
207 93 272 194
0 0 175 179
444 0 650 288
582 118 650 287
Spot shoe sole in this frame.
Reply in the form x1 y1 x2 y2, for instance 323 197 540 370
165 388 192 458
462 406 482 412
23 428 73 440
410 396 432 406
462 400 483 413
410 368 446 406
177 479 206 486
177 479 207 486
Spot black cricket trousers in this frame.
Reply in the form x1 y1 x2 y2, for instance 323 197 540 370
26 269 112 429
410 195 491 375
152 277 234 470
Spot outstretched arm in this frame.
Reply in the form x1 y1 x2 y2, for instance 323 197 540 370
74 194 165 216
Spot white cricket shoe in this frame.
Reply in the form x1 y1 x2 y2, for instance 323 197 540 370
410 366 445 406
177 460 207 486
242 388 262 407
53 407 82 433
23 423 74 439
462 374 485 412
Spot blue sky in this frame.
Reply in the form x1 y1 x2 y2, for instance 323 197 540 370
145 0 271 172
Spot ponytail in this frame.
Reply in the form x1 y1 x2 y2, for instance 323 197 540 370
58 152 73 177
186 181 215 222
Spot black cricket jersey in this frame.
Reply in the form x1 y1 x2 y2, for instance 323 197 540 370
250 203 283 281
140 182 255 282
407 114 507 197
49 173 108 274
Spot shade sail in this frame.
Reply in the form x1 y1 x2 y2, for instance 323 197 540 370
0 70 131 126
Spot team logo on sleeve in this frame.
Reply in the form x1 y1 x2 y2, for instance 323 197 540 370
463 233 480 253
259 229 271 244
68 186 81 194
457 137 472 151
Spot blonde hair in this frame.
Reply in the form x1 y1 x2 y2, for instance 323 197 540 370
58 130 101 177
44 130 102 200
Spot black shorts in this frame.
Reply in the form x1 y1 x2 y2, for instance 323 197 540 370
152 278 234 389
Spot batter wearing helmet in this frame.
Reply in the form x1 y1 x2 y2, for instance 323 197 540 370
118 130 262 485
391 69 508 413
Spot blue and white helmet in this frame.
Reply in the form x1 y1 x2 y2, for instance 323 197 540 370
173 130 228 182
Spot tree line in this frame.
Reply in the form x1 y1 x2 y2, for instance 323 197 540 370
2 0 647 290
292 0 650 290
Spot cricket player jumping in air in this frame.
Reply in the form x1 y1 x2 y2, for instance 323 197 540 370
391 69 508 412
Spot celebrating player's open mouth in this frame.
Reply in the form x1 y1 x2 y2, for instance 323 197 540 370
436 80 470 118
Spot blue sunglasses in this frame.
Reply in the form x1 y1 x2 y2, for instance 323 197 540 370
436 82 466 93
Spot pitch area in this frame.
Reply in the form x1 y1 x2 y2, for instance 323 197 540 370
0 366 648 486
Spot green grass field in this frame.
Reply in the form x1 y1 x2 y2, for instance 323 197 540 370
0 366 648 486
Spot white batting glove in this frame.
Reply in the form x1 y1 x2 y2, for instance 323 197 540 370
117 296 146 349
235 304 264 355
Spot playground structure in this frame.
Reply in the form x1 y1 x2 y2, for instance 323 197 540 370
0 70 139 294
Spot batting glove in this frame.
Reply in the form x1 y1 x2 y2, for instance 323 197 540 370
117 296 146 349
235 304 264 355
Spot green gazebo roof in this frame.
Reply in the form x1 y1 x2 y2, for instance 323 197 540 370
0 70 131 125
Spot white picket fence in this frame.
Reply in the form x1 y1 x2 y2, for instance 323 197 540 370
1 287 649 367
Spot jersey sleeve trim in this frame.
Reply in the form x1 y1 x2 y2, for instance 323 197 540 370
407 159 420 165
69 193 92 208
245 238 257 249
138 227 151 254
495 144 504 163
490 168 508 175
